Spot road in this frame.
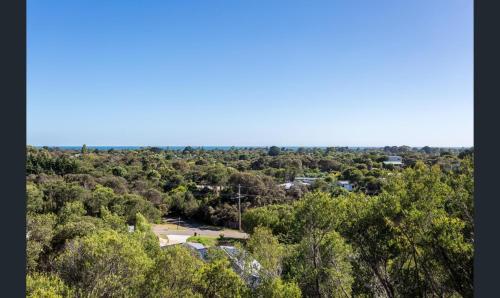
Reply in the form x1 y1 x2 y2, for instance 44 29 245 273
152 217 248 240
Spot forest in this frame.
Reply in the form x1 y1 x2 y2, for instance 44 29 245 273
26 145 474 297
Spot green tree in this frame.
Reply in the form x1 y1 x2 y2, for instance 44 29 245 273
100 206 127 232
85 184 115 215
268 146 281 157
242 204 295 242
58 201 86 223
341 167 363 183
27 272 75 298
52 215 102 248
291 231 353 298
147 169 161 181
197 258 248 298
331 161 474 297
143 245 204 297
247 226 285 278
27 213 57 272
55 229 153 297
41 181 88 212
204 164 229 186
381 161 473 297
255 277 302 298
121 194 162 224
290 192 354 297
27 182 44 213
132 213 161 258
111 166 128 177
164 174 185 192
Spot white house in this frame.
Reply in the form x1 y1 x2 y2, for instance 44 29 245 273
383 156 403 166
336 180 353 191
195 185 224 191
278 182 294 190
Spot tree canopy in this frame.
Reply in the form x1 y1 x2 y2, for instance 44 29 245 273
26 146 473 297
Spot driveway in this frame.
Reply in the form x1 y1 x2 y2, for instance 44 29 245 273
159 234 190 247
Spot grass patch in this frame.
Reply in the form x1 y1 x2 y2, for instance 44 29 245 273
187 235 218 247
155 223 187 230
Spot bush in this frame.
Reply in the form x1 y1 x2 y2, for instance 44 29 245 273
27 273 74 298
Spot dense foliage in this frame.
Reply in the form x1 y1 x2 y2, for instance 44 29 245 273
26 145 473 297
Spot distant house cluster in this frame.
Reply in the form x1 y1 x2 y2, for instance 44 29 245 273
336 180 353 191
383 155 403 166
278 177 354 192
278 177 319 190
195 185 224 191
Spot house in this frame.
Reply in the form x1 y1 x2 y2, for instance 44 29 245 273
183 242 208 260
336 180 353 191
383 156 403 166
128 225 135 233
294 177 319 186
195 185 224 192
219 245 262 288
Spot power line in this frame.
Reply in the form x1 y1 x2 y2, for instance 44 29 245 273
237 184 242 232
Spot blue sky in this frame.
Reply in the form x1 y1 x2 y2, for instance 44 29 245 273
27 0 473 147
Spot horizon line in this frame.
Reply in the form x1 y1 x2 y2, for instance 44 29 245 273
28 144 473 148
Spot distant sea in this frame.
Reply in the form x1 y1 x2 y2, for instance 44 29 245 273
32 146 470 151
34 146 327 151
35 146 265 151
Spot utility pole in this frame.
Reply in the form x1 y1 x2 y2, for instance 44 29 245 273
238 184 242 232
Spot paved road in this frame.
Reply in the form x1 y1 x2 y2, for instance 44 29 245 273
152 217 248 239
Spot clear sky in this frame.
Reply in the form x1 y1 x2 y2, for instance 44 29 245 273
27 0 473 147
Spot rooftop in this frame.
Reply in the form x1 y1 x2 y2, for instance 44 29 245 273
185 242 206 250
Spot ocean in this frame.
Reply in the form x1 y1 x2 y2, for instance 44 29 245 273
34 146 321 151
31 146 470 151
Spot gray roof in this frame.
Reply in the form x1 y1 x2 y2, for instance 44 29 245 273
185 242 205 250
219 246 261 273
295 177 319 180
219 245 238 256
386 156 403 161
